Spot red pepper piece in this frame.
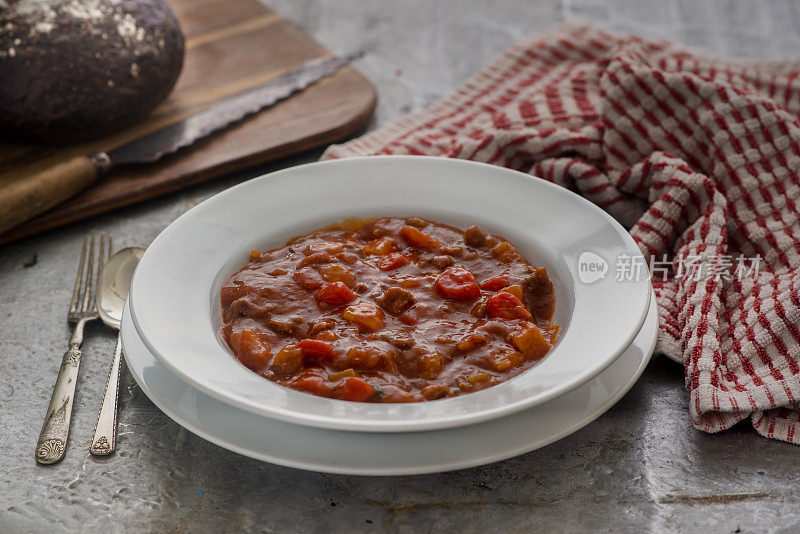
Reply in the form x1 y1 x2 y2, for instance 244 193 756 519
479 274 512 292
486 291 532 320
334 377 375 402
376 252 411 271
289 374 334 397
315 281 356 306
296 339 335 361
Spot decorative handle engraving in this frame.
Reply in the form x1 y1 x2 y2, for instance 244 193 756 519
90 335 122 456
36 347 83 464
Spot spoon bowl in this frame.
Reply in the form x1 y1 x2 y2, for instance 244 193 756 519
97 247 145 329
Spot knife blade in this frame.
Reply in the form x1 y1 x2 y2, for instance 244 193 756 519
107 51 364 166
0 51 364 235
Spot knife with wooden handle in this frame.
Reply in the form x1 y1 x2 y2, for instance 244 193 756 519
0 52 363 235
0 154 111 235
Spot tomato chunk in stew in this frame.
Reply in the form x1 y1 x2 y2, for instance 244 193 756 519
220 217 558 403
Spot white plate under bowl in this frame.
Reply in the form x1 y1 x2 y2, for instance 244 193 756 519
129 156 651 432
122 292 658 475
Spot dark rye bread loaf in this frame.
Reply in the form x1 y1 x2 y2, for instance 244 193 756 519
0 0 184 142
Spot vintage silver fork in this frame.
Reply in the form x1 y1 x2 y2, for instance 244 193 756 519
35 233 111 464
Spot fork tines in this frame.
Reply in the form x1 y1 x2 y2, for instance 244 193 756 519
68 233 112 320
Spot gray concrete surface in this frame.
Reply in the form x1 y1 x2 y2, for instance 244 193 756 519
3 1 800 532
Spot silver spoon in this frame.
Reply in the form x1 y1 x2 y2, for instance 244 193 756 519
90 246 145 456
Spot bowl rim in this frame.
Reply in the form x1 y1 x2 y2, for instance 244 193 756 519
129 156 651 432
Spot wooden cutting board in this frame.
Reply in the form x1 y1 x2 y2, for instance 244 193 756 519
0 0 376 244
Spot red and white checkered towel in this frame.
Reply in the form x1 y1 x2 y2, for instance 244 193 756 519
323 23 800 443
